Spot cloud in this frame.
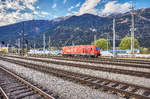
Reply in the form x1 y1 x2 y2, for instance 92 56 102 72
66 13 71 16
0 11 20 26
41 11 50 15
54 16 58 18
37 6 40 9
63 0 67 4
101 1 131 15
68 2 81 12
0 0 38 26
52 3 57 9
0 0 51 26
21 13 34 20
75 0 101 15
68 6 74 11
75 3 81 7
22 0 38 11
33 11 39 15
26 3 35 10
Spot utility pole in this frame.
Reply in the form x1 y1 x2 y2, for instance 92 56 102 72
107 33 108 52
113 18 116 57
130 4 135 56
21 22 24 56
49 36 51 50
18 39 20 55
34 42 36 50
43 32 46 52
25 40 28 54
16 40 18 54
71 34 74 46
72 41 75 46
94 35 97 45
34 42 36 54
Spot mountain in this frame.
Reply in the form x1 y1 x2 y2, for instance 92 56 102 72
39 8 150 48
0 8 150 48
40 14 112 47
0 20 58 45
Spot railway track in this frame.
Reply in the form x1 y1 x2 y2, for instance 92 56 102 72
0 56 150 99
4 55 150 79
47 56 150 69
0 66 54 99
48 56 150 67
7 54 150 69
28 54 150 65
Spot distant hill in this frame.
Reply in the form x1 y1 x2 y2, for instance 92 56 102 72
0 20 57 45
0 8 150 48
39 8 150 48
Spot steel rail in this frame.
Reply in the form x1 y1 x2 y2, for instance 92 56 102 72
0 87 9 99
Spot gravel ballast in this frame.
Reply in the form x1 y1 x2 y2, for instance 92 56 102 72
0 60 120 99
5 57 150 88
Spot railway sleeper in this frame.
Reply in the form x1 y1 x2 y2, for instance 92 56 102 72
88 78 97 82
130 88 139 93
120 86 129 90
9 86 28 93
12 89 32 96
111 83 119 88
143 91 150 96
12 91 36 99
96 80 104 84
103 82 111 86
0 81 19 86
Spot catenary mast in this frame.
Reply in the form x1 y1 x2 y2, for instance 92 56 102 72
113 18 116 57
130 4 135 56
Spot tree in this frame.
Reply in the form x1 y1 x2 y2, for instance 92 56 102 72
50 46 58 50
119 36 140 50
92 38 111 50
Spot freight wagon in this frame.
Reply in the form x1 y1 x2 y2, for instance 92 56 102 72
61 45 100 57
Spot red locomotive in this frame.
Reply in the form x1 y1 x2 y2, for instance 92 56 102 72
61 45 100 57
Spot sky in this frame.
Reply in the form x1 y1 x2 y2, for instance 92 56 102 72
0 0 150 26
